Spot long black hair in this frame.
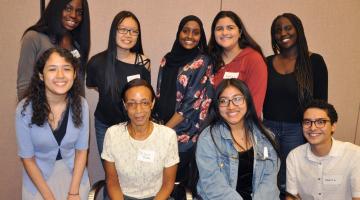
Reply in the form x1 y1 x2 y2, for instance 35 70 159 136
104 11 144 101
206 79 279 155
21 47 83 128
270 13 313 105
208 11 264 72
24 0 90 66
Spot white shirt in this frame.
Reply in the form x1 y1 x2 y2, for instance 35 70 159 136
101 122 179 198
286 138 360 200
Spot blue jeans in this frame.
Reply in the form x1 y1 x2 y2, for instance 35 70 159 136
95 118 111 155
263 119 305 199
94 118 111 200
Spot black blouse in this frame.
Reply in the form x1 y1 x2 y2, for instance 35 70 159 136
236 147 254 200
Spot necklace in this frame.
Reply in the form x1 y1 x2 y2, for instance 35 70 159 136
127 122 153 151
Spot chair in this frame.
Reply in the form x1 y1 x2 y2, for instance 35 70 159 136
87 180 193 200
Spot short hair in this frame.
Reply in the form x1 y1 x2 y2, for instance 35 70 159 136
121 79 155 102
303 100 338 124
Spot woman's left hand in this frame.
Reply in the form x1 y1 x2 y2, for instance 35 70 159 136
177 134 190 143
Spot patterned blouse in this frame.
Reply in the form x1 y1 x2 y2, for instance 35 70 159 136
156 54 214 152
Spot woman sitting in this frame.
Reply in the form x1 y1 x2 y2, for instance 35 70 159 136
101 79 179 200
196 79 280 200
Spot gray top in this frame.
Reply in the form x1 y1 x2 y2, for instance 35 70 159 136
17 30 54 100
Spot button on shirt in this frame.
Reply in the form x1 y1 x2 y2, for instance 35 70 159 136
286 138 360 200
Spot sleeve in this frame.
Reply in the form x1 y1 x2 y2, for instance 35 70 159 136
15 103 35 158
164 128 180 167
351 149 360 197
286 150 299 196
196 128 242 200
101 127 114 162
177 57 211 120
244 53 267 117
17 31 39 100
312 54 328 101
75 99 89 150
85 56 98 87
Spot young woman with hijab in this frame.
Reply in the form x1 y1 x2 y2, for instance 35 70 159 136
196 79 280 200
102 79 179 200
153 15 213 191
17 0 90 101
15 47 90 200
209 11 267 117
263 13 328 198
86 11 150 158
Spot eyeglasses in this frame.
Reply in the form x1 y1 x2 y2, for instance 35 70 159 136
117 27 139 36
218 96 245 107
125 100 152 109
302 119 330 129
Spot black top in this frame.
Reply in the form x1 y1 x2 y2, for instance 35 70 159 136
263 53 328 122
86 51 151 125
52 104 70 160
236 147 254 200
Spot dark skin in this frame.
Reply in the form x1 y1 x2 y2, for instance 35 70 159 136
273 17 298 74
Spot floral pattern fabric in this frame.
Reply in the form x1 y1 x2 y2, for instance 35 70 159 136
156 54 214 152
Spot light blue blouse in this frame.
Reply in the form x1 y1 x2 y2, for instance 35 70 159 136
15 97 89 194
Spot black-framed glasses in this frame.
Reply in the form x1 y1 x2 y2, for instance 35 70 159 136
117 27 139 36
218 95 245 107
125 100 152 109
302 119 330 129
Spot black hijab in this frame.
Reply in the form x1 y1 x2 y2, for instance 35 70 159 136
155 15 208 124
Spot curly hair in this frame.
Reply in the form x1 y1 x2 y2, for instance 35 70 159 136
270 13 313 105
21 47 83 128
208 11 264 72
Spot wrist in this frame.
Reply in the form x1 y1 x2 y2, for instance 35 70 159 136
68 192 79 196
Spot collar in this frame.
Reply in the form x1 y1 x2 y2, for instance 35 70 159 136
306 138 344 162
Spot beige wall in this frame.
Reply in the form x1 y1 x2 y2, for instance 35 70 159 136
1 0 359 199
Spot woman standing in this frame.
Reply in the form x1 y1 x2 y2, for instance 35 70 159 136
154 15 213 189
196 79 280 200
17 0 90 100
102 79 179 200
263 13 328 197
86 11 150 157
16 47 90 200
209 11 267 117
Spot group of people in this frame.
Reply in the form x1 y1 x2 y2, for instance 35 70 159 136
15 0 360 200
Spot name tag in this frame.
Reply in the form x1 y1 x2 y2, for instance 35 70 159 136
137 149 155 163
223 72 239 79
323 175 342 185
127 74 141 82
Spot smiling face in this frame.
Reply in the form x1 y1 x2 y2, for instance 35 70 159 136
179 20 201 50
218 85 247 130
116 17 139 51
302 108 335 147
62 0 83 31
214 17 241 51
40 52 76 99
274 16 297 51
124 86 154 127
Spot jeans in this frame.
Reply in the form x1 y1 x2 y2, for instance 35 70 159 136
94 118 111 155
263 119 305 199
94 118 111 200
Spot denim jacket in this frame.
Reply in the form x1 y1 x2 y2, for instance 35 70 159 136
196 122 280 200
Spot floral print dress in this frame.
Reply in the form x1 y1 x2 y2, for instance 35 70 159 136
156 54 214 152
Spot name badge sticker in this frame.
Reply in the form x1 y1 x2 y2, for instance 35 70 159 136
127 74 141 82
137 149 155 163
223 72 239 79
323 175 342 185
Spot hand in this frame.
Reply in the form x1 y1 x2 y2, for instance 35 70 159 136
177 134 190 143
